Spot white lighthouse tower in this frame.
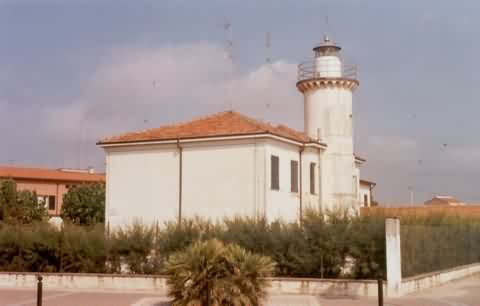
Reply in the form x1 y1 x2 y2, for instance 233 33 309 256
297 36 360 210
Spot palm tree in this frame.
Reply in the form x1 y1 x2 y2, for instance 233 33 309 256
165 239 275 306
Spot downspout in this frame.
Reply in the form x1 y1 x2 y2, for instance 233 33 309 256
176 139 183 226
318 147 323 213
299 146 304 226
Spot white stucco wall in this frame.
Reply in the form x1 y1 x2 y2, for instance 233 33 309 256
359 183 371 207
104 137 327 228
264 141 323 222
106 145 179 228
181 140 265 222
303 84 358 211
301 148 321 211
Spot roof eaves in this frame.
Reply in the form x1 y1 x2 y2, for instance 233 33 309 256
98 131 321 148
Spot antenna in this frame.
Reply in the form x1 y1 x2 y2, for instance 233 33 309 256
221 17 235 110
265 31 272 65
324 15 331 39
223 17 234 63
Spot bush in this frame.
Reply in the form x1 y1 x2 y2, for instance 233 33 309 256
61 183 105 225
0 222 59 272
109 222 155 274
1 210 477 279
60 224 107 273
401 214 480 277
165 239 274 306
0 179 47 224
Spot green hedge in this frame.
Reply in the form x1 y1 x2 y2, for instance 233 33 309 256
401 215 480 277
0 211 386 279
1 211 478 279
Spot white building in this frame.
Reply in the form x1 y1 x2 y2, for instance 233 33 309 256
98 36 373 228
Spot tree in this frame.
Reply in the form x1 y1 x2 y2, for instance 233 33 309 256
165 239 274 306
61 183 105 225
0 179 47 224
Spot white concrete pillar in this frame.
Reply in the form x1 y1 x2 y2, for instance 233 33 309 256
385 217 402 297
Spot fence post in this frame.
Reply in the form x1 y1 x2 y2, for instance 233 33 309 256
37 275 43 306
385 217 402 297
377 276 384 306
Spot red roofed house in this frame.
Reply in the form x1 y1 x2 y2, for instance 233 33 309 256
98 36 374 228
0 166 105 216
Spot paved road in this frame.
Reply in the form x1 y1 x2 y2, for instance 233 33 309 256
1 275 479 306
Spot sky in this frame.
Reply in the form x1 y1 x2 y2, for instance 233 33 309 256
1 0 480 204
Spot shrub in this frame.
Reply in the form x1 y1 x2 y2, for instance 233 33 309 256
59 224 107 273
165 239 274 306
0 222 59 272
349 215 386 278
61 183 105 225
0 180 47 224
109 222 155 274
401 214 480 277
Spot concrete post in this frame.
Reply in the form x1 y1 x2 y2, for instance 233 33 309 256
385 218 402 297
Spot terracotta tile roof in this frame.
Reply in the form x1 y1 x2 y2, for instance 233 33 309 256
98 111 323 145
424 196 465 206
0 166 105 183
360 179 376 186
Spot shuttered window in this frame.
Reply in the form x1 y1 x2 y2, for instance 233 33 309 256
271 155 279 190
290 160 299 193
310 162 316 194
48 195 56 211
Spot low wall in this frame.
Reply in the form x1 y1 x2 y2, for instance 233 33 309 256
2 264 478 298
267 277 384 297
0 272 383 297
0 272 168 293
401 263 480 295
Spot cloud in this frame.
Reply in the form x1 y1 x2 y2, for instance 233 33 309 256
34 42 299 167
447 145 480 167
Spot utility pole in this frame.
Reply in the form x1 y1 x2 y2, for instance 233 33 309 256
408 186 414 207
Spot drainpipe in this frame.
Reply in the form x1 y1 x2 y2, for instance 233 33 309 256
318 147 323 213
176 139 183 225
299 146 304 226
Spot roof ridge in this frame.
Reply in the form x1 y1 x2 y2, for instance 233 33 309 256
231 112 274 132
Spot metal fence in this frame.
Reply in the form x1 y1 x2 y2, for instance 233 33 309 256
297 60 358 81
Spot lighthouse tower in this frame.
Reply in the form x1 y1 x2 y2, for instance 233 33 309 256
297 36 360 210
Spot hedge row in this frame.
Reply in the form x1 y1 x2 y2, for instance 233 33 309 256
1 211 478 279
0 210 386 279
401 214 480 277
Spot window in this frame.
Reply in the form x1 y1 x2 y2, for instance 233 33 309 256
290 160 299 193
310 163 316 194
48 196 56 211
271 155 279 190
364 194 369 207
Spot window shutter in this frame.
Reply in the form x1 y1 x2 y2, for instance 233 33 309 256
48 195 56 211
310 163 316 194
290 160 298 192
271 155 279 190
